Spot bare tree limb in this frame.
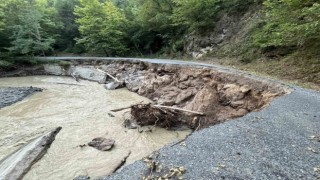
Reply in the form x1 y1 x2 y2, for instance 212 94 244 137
96 68 121 83
111 104 205 116
153 105 205 116
111 106 132 112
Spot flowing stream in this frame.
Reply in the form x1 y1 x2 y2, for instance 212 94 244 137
0 76 191 179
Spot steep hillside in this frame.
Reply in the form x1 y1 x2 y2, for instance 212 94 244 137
185 4 262 59
184 2 319 90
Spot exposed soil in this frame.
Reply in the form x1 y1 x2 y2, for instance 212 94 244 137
96 60 287 129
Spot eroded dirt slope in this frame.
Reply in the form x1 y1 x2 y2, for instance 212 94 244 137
94 60 287 128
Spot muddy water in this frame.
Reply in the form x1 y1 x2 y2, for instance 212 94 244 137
0 76 191 179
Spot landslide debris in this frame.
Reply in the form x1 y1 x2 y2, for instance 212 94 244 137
3 60 287 129
92 60 286 129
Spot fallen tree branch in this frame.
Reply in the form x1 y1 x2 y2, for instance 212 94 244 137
111 104 205 116
111 102 147 112
55 83 85 86
153 105 205 116
96 68 121 83
111 106 132 112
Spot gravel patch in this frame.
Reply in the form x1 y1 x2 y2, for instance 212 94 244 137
0 87 42 109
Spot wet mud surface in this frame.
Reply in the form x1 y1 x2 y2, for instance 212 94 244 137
0 76 190 180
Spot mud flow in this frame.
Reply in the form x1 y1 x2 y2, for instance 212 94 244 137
0 76 190 179
0 60 287 179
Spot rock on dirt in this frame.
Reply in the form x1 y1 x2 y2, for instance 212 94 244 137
88 138 115 151
0 87 42 109
104 82 121 90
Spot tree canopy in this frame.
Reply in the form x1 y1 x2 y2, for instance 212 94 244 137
254 0 320 49
74 0 127 56
0 0 318 57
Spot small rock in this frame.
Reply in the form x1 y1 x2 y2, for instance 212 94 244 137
88 137 115 151
230 100 245 108
104 82 121 90
307 147 319 154
108 113 115 117
123 119 138 129
79 144 87 148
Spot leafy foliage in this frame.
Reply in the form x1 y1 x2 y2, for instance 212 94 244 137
0 0 318 58
172 0 222 30
0 3 5 31
54 0 80 51
128 0 185 55
254 0 320 50
74 0 127 56
8 7 55 55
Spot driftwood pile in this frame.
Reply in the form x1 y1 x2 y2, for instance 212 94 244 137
131 104 178 128
112 103 204 129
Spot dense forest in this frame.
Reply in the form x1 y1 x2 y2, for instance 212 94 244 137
0 0 319 87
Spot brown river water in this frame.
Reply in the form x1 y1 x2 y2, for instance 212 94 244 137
0 76 191 179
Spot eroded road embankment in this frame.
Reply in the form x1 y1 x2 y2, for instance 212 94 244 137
1 58 318 179
2 59 287 129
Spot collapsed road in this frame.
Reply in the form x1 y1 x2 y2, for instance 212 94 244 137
0 57 319 179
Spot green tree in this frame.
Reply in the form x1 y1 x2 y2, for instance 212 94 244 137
172 0 222 30
74 0 127 56
254 0 320 49
0 3 5 31
54 0 80 51
127 0 185 55
8 8 55 55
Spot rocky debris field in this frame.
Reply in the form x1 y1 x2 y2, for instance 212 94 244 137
0 87 42 109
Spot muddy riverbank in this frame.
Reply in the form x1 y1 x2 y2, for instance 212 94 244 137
0 76 191 179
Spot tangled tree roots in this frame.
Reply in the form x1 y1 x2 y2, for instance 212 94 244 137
131 104 179 128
